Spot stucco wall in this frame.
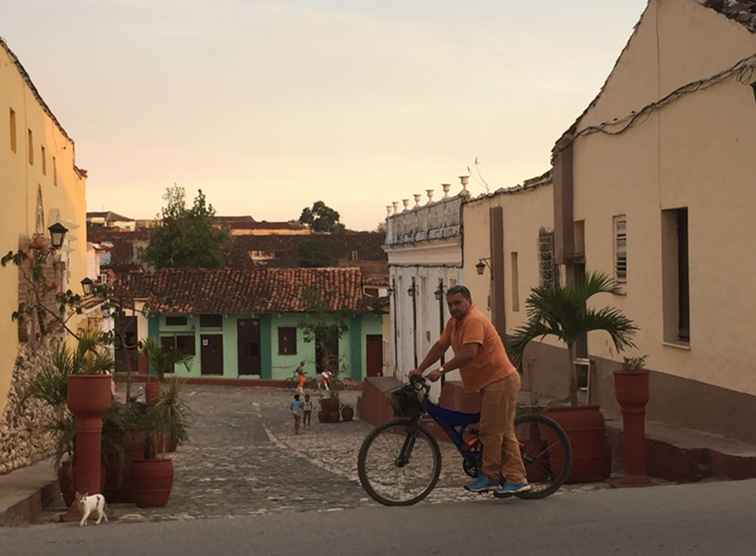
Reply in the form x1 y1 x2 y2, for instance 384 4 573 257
0 44 87 418
571 0 756 395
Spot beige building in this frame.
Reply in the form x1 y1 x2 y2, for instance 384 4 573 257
0 39 88 420
465 0 756 442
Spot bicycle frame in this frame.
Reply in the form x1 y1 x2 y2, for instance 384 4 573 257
419 398 481 462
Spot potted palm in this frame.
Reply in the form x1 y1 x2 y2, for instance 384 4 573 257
140 338 192 405
126 400 175 508
153 377 191 453
509 272 638 483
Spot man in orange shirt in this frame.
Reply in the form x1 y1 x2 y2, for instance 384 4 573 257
410 285 530 495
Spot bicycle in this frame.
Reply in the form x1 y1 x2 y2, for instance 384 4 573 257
357 374 573 506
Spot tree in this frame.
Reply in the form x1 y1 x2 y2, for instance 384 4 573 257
145 187 228 269
298 285 352 381
508 272 638 407
298 201 346 233
296 237 338 267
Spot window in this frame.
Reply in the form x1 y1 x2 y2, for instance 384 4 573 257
662 208 690 344
52 156 57 185
27 129 34 165
511 252 520 312
538 228 558 289
199 314 223 328
9 109 16 153
166 316 188 327
41 146 47 175
278 327 297 355
160 336 176 352
176 335 195 357
614 216 627 285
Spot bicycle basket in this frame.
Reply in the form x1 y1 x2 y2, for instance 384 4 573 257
390 384 424 419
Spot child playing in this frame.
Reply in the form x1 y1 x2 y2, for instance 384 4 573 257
290 394 304 435
295 363 306 395
303 394 313 429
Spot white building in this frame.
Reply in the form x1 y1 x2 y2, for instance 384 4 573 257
384 180 470 392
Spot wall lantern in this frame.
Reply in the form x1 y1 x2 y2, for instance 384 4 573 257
476 257 491 276
81 277 94 296
48 222 68 250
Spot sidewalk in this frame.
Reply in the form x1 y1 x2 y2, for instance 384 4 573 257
0 458 58 526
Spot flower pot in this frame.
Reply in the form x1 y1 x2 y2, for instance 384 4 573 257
67 375 113 415
614 370 650 408
145 380 161 405
132 459 174 508
614 370 650 484
544 405 611 484
318 410 340 423
319 397 339 413
30 233 49 250
341 406 354 422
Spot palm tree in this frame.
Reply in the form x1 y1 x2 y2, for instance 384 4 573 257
140 338 192 379
509 272 638 406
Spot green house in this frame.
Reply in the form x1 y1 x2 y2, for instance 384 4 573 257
121 268 386 380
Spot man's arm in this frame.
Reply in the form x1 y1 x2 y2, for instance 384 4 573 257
413 341 447 374
427 343 479 381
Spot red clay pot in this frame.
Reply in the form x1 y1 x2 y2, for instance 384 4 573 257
132 458 174 508
614 370 650 484
67 375 113 415
341 406 354 422
145 380 161 405
545 405 611 484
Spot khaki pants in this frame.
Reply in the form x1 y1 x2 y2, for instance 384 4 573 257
479 372 527 483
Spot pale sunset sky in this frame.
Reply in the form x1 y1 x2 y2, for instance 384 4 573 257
2 0 647 230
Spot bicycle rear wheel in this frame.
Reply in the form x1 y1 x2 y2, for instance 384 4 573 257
513 414 572 500
358 419 442 506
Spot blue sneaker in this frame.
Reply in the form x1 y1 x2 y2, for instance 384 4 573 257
464 475 500 493
494 482 532 497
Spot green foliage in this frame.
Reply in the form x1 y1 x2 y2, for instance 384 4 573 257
509 272 638 406
622 355 648 372
153 378 192 450
298 201 346 234
298 285 352 376
296 237 339 267
141 337 192 379
21 341 72 409
145 186 229 269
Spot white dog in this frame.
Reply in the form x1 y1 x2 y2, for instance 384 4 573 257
76 492 108 527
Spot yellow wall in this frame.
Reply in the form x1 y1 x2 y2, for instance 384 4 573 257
0 42 87 415
570 0 756 394
462 182 554 335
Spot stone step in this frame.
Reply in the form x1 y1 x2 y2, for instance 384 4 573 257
0 458 58 526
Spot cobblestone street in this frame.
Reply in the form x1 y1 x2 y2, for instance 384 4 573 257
36 385 611 525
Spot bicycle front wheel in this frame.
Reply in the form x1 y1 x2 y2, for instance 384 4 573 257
513 414 573 500
358 419 441 506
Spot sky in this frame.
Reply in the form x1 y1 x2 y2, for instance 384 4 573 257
1 0 648 230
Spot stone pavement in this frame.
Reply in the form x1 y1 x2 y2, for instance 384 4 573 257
34 385 611 525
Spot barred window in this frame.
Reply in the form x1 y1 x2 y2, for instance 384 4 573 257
538 228 557 289
614 216 627 284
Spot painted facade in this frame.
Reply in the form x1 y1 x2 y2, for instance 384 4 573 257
383 184 468 389
147 312 383 381
0 39 88 417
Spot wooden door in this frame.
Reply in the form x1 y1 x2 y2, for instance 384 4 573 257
237 319 261 376
366 334 383 377
200 334 224 375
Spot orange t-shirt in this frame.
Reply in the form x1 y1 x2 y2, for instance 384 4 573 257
439 306 516 393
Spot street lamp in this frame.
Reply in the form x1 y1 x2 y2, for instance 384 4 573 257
48 222 68 250
80 277 94 296
476 257 491 276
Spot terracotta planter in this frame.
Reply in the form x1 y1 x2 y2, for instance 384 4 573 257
67 375 113 415
109 431 147 504
132 459 174 508
341 406 354 422
614 370 650 485
30 233 49 250
545 405 611 484
66 375 113 497
318 411 340 423
145 380 161 405
319 398 339 413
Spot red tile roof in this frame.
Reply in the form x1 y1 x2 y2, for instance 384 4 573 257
114 268 371 314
